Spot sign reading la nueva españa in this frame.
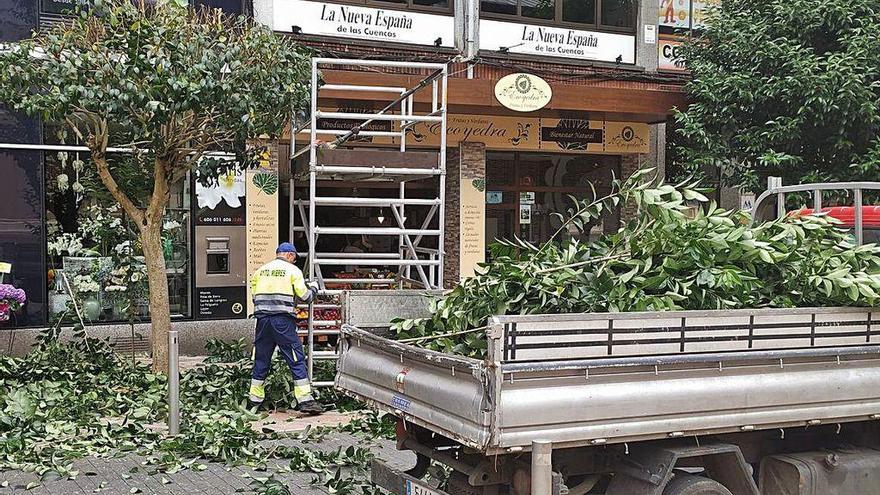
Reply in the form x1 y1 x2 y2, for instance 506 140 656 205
274 0 454 47
480 19 635 64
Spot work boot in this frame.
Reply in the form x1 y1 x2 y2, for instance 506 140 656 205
247 400 265 412
296 400 324 416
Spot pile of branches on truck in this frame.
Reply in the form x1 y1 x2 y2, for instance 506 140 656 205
393 170 880 358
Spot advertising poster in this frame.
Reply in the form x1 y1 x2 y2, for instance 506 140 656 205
459 178 485 280
195 168 246 226
195 167 247 320
245 168 279 315
659 0 691 29
659 37 687 72
692 0 720 30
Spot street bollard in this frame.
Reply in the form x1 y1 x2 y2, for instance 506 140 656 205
168 329 180 436
531 440 552 495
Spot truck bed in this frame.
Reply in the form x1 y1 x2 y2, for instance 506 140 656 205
335 307 880 455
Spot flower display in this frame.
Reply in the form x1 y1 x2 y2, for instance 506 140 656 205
0 284 26 321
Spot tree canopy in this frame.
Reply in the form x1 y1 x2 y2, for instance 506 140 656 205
0 0 312 371
674 0 880 190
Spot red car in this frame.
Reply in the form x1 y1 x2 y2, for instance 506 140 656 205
793 206 880 243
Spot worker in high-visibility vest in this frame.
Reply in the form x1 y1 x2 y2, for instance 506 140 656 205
248 242 323 415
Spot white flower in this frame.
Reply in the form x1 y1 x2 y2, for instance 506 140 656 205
130 272 142 283
57 174 69 191
105 285 128 292
195 170 245 209
72 159 85 173
114 241 131 255
71 181 84 193
57 151 68 163
163 220 181 231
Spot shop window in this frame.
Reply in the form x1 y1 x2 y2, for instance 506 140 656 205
43 134 194 323
335 0 454 13
482 0 516 14
601 0 634 28
522 0 554 20
563 0 595 24
481 0 635 32
485 152 621 249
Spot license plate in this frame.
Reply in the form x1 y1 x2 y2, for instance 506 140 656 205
405 479 445 495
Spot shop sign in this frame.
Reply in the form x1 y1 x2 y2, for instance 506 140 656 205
401 115 650 154
659 37 687 72
409 114 540 150
659 0 691 29
246 167 279 316
520 192 535 204
274 0 454 47
540 120 604 150
486 191 503 204
480 19 635 64
604 121 650 153
494 73 552 112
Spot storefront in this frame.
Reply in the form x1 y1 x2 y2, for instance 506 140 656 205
0 0 688 330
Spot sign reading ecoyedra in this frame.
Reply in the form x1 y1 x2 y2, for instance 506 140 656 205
494 73 552 112
274 0 454 47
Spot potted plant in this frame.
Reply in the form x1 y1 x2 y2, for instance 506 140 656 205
0 284 26 322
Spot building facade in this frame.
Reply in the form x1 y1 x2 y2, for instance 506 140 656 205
0 0 700 336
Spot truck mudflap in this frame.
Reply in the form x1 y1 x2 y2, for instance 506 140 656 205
371 459 451 495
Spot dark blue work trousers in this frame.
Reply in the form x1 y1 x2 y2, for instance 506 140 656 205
251 314 309 383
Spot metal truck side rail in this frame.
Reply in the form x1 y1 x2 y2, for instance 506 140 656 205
336 307 880 455
336 325 492 450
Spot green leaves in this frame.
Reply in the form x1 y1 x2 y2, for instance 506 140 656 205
673 0 880 188
393 178 880 358
252 172 279 196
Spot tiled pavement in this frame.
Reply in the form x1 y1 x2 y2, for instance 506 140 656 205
0 422 415 495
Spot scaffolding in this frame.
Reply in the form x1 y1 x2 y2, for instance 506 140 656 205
292 58 449 385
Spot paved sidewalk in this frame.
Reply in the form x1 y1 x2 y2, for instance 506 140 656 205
0 419 415 495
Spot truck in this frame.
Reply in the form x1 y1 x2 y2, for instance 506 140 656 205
331 182 880 495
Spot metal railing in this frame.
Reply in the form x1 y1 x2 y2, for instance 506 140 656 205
750 177 880 245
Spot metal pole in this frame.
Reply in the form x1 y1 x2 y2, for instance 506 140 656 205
308 298 314 382
531 440 553 495
855 188 864 245
437 66 448 289
309 59 318 283
168 329 180 436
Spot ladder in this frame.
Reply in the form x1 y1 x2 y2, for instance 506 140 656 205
292 58 450 385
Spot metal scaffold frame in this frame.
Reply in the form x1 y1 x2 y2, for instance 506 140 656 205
293 58 449 386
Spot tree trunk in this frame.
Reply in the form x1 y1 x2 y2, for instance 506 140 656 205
141 219 171 373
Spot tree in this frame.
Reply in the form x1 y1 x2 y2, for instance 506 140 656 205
0 0 311 372
674 0 880 191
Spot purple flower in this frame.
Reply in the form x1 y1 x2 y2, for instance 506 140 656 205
0 284 26 304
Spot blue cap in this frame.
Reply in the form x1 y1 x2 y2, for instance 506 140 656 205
276 242 296 254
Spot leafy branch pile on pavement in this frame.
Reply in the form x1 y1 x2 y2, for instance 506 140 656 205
394 170 880 358
0 332 394 494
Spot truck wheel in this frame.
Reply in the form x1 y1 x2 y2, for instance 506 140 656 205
662 474 733 495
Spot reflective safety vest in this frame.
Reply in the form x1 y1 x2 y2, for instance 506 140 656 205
250 258 314 318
